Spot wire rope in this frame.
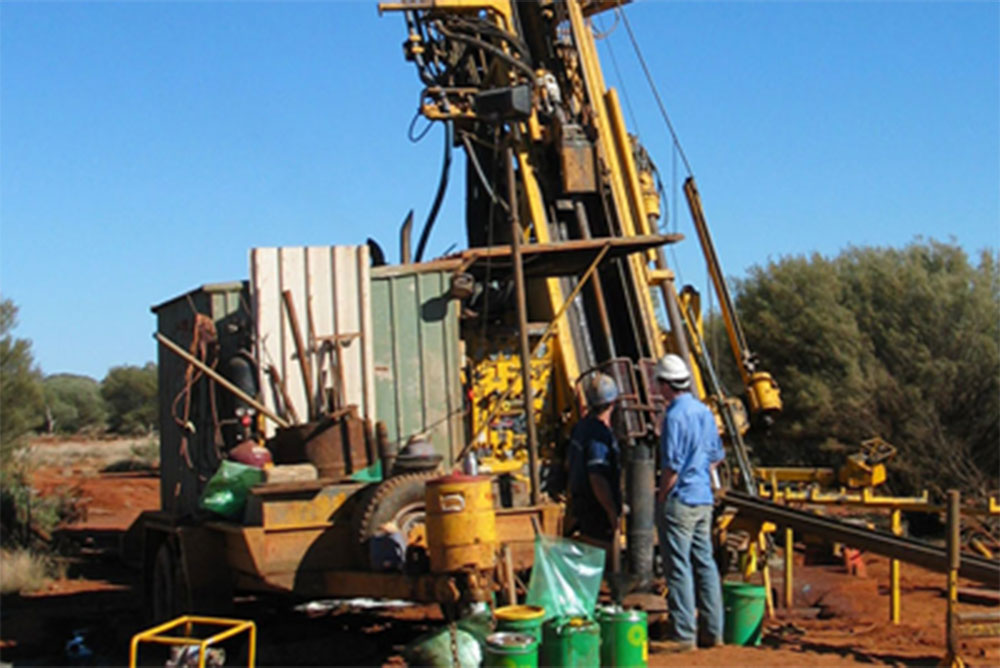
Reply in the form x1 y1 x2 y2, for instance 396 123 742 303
614 2 694 177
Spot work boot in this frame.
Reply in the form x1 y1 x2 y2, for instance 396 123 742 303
651 639 696 654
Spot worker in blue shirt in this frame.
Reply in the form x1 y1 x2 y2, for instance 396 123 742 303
566 372 621 550
654 354 724 652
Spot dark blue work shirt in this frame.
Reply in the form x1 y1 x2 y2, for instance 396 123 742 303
567 415 622 533
660 393 724 506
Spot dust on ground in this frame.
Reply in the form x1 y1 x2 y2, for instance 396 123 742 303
2 436 998 666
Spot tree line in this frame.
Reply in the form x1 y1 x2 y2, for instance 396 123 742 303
1 298 157 461
715 239 998 500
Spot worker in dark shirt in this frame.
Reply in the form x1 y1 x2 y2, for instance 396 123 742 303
567 372 621 548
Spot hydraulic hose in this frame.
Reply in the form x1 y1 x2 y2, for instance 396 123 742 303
414 120 453 263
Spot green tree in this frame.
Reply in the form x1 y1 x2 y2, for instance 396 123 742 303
0 299 43 461
42 374 107 434
728 240 999 498
101 363 158 435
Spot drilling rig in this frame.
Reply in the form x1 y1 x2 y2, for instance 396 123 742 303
139 0 784 619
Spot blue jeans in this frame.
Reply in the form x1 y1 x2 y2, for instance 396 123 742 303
658 497 723 645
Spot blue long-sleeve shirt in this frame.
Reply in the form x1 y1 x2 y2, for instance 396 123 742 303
660 393 724 506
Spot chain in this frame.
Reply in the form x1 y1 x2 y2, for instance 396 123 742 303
449 620 460 667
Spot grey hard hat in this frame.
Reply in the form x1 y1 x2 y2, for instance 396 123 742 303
655 354 692 390
584 372 619 408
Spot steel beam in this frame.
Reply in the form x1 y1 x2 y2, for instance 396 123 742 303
725 491 1000 588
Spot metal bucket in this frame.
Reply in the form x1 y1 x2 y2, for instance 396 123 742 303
597 606 648 667
424 474 497 572
539 616 600 667
484 631 538 668
495 605 546 644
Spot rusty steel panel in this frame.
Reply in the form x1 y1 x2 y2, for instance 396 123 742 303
244 483 356 530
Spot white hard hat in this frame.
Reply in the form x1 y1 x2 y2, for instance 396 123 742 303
655 354 692 390
584 372 619 408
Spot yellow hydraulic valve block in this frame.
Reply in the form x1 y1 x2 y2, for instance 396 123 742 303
425 474 497 573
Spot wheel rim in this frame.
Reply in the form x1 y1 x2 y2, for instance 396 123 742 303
393 501 426 547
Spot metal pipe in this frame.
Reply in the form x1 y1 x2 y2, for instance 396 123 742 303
281 290 314 420
626 441 655 589
726 491 1000 587
155 333 291 429
784 527 794 609
574 201 616 360
947 490 960 660
890 508 901 623
507 145 541 506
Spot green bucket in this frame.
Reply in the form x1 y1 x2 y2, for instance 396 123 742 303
484 632 539 668
596 606 648 667
540 616 601 667
495 605 546 644
722 581 766 646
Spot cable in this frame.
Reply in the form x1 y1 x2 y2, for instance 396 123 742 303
408 110 435 143
460 130 510 214
596 13 640 134
615 2 694 177
415 120 453 263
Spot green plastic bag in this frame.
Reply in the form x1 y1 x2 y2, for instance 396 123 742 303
198 460 263 519
525 535 605 620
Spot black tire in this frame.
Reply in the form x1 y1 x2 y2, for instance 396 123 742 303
351 472 437 568
151 542 182 622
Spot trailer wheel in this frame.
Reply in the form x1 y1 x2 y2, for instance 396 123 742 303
151 542 182 622
352 471 438 568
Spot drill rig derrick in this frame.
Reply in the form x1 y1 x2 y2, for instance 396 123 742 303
381 0 682 587
381 0 782 589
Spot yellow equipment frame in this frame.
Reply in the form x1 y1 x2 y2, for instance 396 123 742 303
129 616 257 668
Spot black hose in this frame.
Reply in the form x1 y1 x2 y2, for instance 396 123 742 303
414 120 453 263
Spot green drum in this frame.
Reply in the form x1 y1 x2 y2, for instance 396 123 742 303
722 581 766 646
597 606 648 667
495 605 546 643
484 632 539 668
540 616 601 667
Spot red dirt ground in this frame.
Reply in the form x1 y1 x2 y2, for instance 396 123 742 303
2 437 998 666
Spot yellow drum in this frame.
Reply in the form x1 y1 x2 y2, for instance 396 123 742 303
425 474 497 573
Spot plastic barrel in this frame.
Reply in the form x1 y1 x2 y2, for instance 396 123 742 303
495 605 546 643
540 616 601 667
484 632 538 668
722 581 766 646
596 606 648 667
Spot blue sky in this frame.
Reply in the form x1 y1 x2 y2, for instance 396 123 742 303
2 1 997 380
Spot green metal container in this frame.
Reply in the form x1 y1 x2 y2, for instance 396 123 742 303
484 632 539 668
540 616 601 667
722 581 766 646
370 266 464 471
495 605 546 643
596 606 648 667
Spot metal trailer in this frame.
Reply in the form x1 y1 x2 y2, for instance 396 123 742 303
141 254 581 621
